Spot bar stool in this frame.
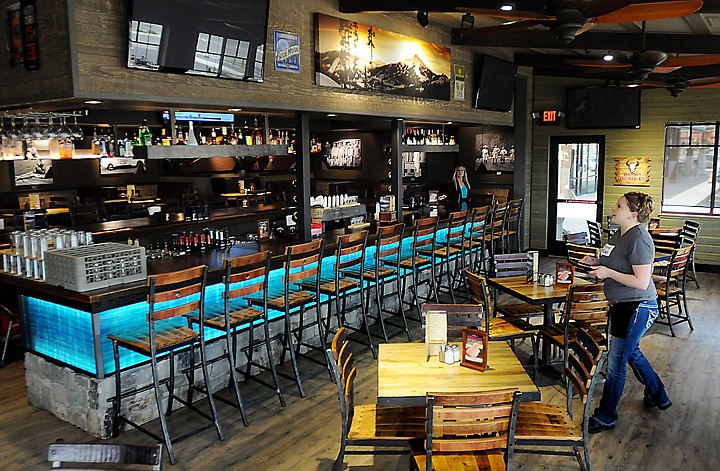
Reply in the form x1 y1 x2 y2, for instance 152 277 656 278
384 217 438 317
344 223 410 342
246 239 324 397
107 265 223 465
503 198 524 252
681 219 701 288
419 210 466 303
456 205 491 276
486 201 509 256
188 251 285 427
301 231 377 357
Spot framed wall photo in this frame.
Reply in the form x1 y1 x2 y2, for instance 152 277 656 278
556 261 574 284
461 327 488 372
324 138 361 168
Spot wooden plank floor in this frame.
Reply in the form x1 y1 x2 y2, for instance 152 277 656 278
2 271 720 470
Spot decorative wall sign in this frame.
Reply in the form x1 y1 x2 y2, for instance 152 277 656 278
474 132 515 173
324 138 361 168
314 13 451 101
274 31 300 73
14 159 53 186
614 157 651 186
453 64 465 101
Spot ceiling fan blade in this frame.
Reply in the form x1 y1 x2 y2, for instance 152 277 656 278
641 80 672 88
591 1 703 24
575 22 596 36
462 19 545 35
663 54 720 67
653 66 682 73
688 76 720 87
566 59 631 68
456 8 554 21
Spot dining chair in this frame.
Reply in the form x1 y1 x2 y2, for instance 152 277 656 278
465 270 539 378
107 265 223 465
409 388 522 471
503 198 524 252
654 245 694 336
651 230 683 258
513 327 606 471
326 328 425 471
48 443 163 470
538 283 608 379
681 220 701 288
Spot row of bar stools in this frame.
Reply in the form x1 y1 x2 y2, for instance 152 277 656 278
422 210 467 304
108 265 224 465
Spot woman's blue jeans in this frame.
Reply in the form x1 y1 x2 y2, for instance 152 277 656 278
593 299 670 426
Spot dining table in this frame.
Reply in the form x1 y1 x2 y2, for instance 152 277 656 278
376 341 540 406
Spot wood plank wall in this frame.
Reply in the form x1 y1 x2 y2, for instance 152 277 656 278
530 76 720 266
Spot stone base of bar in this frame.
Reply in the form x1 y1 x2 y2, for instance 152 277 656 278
24 285 416 438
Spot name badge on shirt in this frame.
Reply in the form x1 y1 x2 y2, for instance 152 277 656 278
601 244 615 257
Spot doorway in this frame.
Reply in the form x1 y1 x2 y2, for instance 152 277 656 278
547 136 605 254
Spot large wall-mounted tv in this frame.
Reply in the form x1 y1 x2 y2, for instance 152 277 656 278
567 86 641 129
473 55 517 112
128 0 269 81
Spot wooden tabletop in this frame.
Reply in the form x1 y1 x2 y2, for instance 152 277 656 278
377 342 540 406
486 275 577 305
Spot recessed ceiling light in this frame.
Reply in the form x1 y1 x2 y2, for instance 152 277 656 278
228 108 242 112
500 3 515 12
445 121 453 125
625 83 640 87
84 100 103 105
603 52 614 61
327 113 337 117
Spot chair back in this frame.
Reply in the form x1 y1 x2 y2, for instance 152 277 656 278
335 230 368 285
424 389 522 471
48 443 163 470
564 328 606 427
283 239 323 297
492 252 527 277
566 243 600 268
464 205 490 272
443 210 467 248
421 303 482 340
561 283 608 369
488 201 508 241
327 328 355 441
651 231 683 256
224 250 271 322
586 220 603 248
506 198 523 232
663 245 693 286
412 217 438 259
375 222 404 268
463 270 496 331
681 220 701 245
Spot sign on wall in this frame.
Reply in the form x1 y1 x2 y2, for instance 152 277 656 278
314 13 451 101
453 64 465 101
614 157 651 186
274 31 300 73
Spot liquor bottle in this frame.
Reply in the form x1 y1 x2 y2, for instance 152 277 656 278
186 121 199 146
228 125 238 145
243 120 252 145
210 128 217 145
138 119 153 146
91 129 100 155
252 118 263 145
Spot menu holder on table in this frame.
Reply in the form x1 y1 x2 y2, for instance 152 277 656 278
527 250 539 283
424 309 447 360
461 327 488 372
556 261 574 284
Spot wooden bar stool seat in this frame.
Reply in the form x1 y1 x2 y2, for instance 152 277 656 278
107 265 223 466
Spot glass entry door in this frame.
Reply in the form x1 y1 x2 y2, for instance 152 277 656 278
547 136 605 254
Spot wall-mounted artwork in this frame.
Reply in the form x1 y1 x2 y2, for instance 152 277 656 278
100 157 146 175
324 138 361 168
474 133 515 173
13 159 53 186
315 13 451 101
614 157 651 186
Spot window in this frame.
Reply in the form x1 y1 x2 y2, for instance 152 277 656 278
662 122 719 214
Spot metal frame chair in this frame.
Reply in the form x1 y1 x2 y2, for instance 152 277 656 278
681 219 701 288
514 327 606 471
419 210 466 304
107 265 223 465
586 220 603 248
410 388 522 471
326 328 425 471
455 204 491 276
504 198 524 252
654 245 694 336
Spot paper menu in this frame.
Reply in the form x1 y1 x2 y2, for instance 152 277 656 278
425 310 447 359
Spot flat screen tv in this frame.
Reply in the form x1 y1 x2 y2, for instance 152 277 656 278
473 55 517 112
128 0 269 81
567 86 641 129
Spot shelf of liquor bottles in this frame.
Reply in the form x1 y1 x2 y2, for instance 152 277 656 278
400 144 459 153
133 144 289 159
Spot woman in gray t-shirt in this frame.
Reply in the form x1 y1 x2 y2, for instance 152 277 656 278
580 192 671 433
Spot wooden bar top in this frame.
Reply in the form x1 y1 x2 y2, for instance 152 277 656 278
377 342 540 406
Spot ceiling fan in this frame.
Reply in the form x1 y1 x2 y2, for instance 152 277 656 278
456 0 704 43
642 75 720 97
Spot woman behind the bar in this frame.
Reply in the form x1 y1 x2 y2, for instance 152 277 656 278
443 165 471 212
581 191 671 433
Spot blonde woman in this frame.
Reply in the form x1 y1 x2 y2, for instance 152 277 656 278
444 165 471 212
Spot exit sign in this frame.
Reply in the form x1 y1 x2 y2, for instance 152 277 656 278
533 110 565 125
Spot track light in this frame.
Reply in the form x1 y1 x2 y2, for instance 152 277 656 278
500 2 515 12
461 13 475 30
603 52 614 61
417 11 429 27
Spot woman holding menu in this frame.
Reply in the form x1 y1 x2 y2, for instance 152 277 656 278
580 192 671 434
